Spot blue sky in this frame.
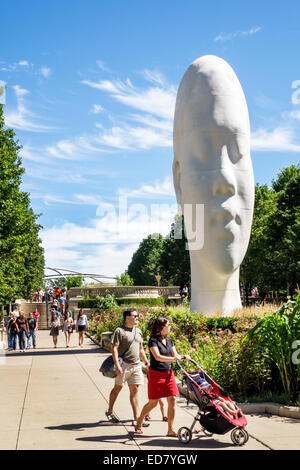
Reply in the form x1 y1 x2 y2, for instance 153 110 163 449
1 1 300 281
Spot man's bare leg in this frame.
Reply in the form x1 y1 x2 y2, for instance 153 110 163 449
108 384 123 413
129 384 139 421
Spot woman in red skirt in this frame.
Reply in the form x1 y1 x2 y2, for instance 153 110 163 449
135 316 190 436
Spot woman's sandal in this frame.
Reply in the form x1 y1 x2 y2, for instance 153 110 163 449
134 424 143 434
166 431 178 437
132 420 150 428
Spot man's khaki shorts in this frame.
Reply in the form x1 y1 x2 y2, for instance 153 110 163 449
115 362 144 386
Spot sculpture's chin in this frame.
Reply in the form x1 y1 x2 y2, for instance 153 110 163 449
198 242 244 276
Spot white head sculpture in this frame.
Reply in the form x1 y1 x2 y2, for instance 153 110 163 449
173 55 254 316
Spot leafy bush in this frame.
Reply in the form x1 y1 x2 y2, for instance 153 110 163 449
116 297 167 307
244 296 300 402
78 294 119 310
89 307 122 341
79 296 167 308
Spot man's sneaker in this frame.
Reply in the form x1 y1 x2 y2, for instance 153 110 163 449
105 411 120 423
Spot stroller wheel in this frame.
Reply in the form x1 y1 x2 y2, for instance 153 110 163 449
231 428 249 446
201 427 213 437
178 427 192 444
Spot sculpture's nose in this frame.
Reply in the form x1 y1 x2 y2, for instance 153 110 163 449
212 145 236 197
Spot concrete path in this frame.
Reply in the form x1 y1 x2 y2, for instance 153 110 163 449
1 331 299 451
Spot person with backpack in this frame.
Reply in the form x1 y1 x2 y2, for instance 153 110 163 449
27 312 37 349
105 308 149 428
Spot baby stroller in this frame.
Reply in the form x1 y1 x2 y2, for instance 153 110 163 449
177 359 249 446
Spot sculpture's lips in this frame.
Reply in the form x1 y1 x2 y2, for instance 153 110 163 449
210 208 241 226
209 208 241 244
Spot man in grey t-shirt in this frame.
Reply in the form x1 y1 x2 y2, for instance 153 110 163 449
105 308 149 425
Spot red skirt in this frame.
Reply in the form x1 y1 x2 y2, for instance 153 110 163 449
148 368 179 400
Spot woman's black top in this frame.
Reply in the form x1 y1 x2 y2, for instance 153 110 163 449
148 336 174 372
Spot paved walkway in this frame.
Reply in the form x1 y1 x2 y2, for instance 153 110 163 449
1 331 300 450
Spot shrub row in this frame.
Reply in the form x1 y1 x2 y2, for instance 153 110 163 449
78 296 168 308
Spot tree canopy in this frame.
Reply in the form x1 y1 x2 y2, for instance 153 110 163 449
0 105 45 305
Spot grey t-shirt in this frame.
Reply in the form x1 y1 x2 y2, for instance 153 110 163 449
112 325 143 366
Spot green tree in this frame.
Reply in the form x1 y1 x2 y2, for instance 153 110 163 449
116 272 134 286
0 105 44 306
241 165 300 300
269 166 300 296
241 184 277 300
66 275 84 290
160 215 190 287
127 234 165 285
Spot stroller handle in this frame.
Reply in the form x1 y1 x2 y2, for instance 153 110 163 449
176 358 201 369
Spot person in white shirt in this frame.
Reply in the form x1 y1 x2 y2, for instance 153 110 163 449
62 310 75 348
76 309 89 348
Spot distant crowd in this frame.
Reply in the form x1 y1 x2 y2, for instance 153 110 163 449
5 284 89 351
5 310 40 352
32 286 68 305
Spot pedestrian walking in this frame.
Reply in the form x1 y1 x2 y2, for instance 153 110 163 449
27 313 37 349
59 294 66 316
7 313 19 351
50 314 60 348
54 287 61 299
33 308 40 330
50 307 61 326
76 309 89 347
105 308 149 427
135 316 190 436
16 311 29 352
5 312 14 350
62 310 75 347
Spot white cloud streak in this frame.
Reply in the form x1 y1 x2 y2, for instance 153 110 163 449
81 72 176 150
39 66 51 78
215 26 262 42
5 85 55 132
251 126 300 152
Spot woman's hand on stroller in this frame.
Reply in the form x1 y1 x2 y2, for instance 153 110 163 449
179 354 191 361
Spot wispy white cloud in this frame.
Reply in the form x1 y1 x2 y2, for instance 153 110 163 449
39 66 51 78
0 60 32 72
5 85 55 132
42 240 138 279
140 69 166 86
83 78 176 120
96 60 111 73
120 176 175 199
91 104 104 114
215 26 262 42
18 60 30 67
94 123 172 150
251 126 300 152
81 71 176 150
41 191 176 248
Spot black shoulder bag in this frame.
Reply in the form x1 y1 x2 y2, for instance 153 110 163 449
99 327 136 378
